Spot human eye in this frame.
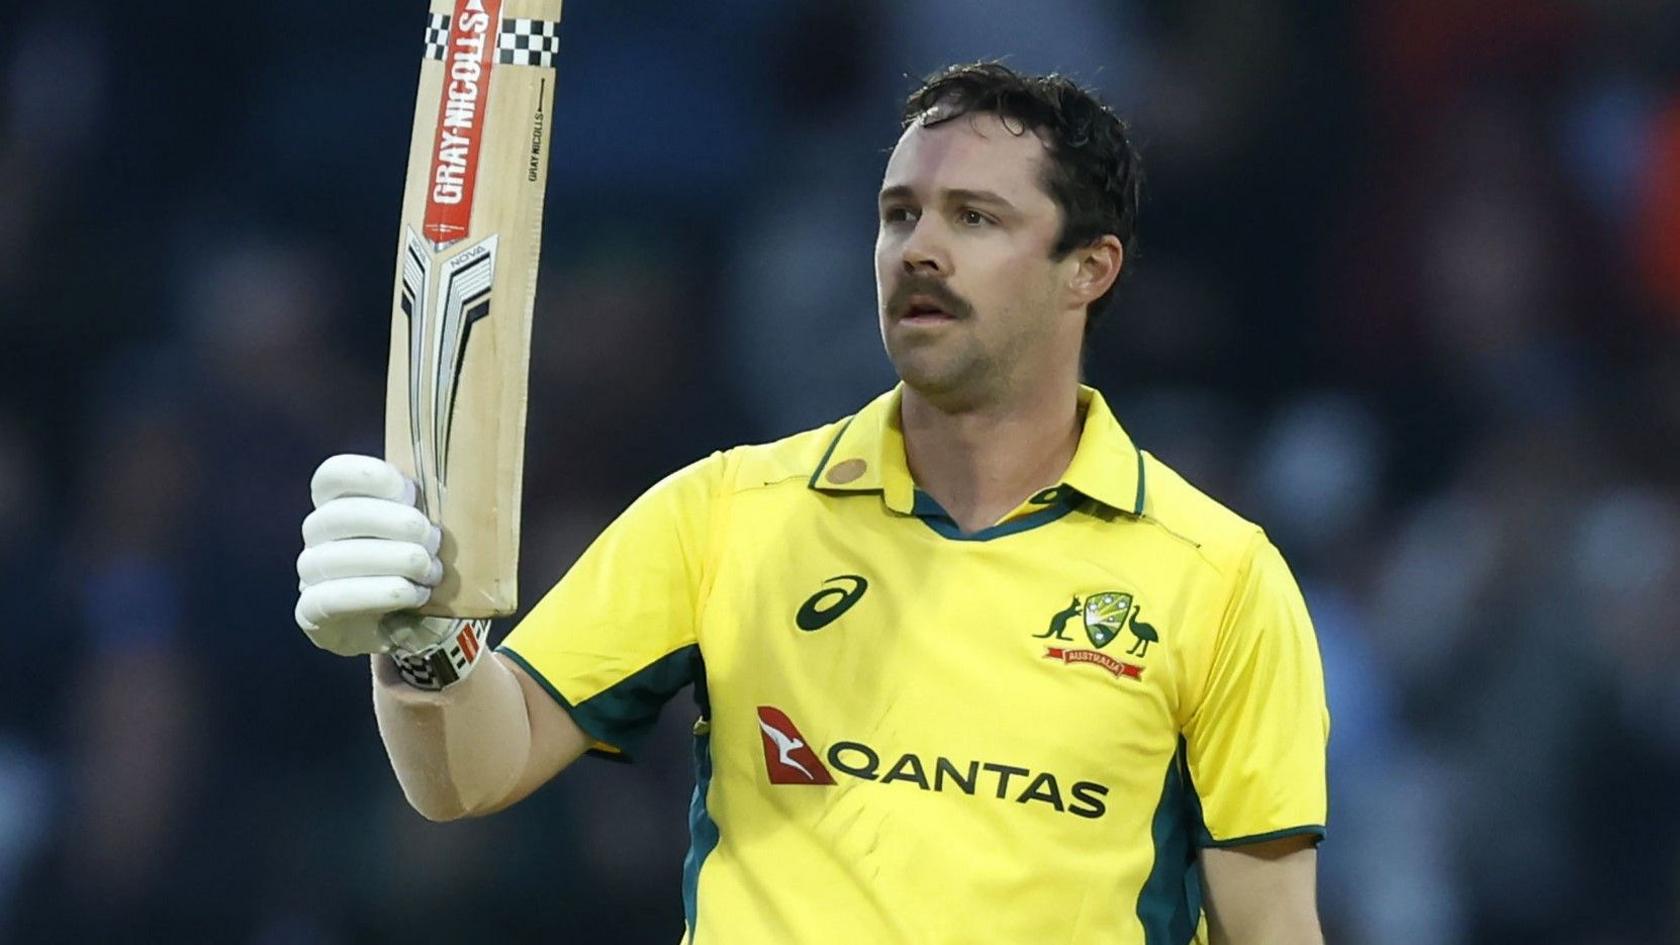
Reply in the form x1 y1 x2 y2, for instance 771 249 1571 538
881 204 917 225
957 208 995 227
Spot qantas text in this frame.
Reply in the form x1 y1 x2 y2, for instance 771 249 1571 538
823 740 1108 819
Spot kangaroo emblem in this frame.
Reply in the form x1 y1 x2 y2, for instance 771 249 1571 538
1126 608 1158 658
1034 596 1081 640
757 717 816 781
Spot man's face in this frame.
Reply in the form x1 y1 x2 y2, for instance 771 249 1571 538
875 111 1083 405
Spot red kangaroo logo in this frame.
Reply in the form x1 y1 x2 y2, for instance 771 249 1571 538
757 706 835 785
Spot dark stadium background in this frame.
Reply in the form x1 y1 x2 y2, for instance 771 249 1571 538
3 1 1679 942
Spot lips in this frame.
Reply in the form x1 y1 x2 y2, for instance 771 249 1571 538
906 297 951 318
900 289 967 326
888 279 970 323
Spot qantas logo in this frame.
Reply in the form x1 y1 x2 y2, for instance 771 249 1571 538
755 705 1108 819
756 707 835 784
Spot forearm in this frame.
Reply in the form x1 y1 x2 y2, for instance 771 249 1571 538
372 651 534 821
299 457 579 819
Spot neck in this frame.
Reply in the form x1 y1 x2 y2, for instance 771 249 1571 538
899 374 1082 533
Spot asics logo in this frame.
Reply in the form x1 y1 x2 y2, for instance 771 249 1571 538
795 574 868 631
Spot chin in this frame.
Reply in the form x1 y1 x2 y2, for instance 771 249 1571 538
888 348 985 401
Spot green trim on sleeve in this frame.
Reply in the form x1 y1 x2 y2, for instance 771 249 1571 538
496 644 601 737
1183 748 1326 849
1199 824 1326 849
497 643 700 761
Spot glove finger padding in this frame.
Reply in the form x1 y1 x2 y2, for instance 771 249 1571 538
311 454 417 508
298 539 442 586
298 610 386 657
303 497 441 552
296 576 434 656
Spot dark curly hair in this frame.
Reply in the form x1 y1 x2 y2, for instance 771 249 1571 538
902 62 1142 333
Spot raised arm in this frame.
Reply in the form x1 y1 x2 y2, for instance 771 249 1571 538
372 650 590 820
297 452 718 820
295 455 590 820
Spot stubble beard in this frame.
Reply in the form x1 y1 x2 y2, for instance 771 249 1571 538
884 322 1008 410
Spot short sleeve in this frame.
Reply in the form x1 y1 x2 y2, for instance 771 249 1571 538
498 452 724 760
1182 533 1329 847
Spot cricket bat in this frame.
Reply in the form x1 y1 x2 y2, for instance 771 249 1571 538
385 0 563 617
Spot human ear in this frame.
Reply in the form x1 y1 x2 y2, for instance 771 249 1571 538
1067 235 1123 307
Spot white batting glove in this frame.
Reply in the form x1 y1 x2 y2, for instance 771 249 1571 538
296 454 453 657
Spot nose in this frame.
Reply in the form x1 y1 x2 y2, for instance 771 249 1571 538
899 217 950 276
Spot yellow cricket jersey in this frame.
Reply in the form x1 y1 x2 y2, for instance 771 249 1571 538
500 385 1329 945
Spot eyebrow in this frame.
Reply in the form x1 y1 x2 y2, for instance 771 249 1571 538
878 185 1018 210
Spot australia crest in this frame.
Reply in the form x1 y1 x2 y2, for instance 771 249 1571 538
1082 592 1133 649
1035 590 1155 681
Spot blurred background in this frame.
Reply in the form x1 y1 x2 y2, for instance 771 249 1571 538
2 0 1679 942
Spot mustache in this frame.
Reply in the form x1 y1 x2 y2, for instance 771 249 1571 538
886 275 973 319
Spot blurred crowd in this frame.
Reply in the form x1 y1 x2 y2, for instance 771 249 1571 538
3 1 1680 943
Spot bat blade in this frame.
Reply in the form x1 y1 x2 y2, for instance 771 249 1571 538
385 0 563 617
